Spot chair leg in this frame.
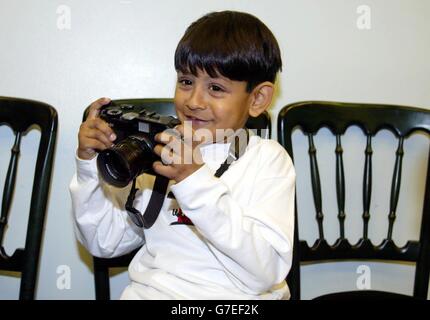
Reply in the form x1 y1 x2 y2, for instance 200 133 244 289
19 245 40 300
19 270 36 300
287 205 301 300
94 265 110 300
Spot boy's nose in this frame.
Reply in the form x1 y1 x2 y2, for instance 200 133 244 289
186 87 207 110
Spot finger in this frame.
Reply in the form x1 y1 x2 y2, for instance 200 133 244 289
174 124 184 138
152 161 175 180
155 129 181 145
81 128 114 149
154 145 182 165
176 123 194 144
153 144 164 157
85 118 116 140
154 137 182 156
87 97 111 120
79 137 109 152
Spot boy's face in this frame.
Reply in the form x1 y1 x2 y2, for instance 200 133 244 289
174 69 253 143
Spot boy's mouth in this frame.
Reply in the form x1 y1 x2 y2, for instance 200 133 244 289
184 115 211 126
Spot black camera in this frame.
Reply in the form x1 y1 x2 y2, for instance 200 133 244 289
97 102 180 188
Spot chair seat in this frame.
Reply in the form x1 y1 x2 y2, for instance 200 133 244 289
0 248 25 272
313 290 417 300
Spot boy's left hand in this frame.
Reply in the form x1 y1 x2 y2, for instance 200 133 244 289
153 124 204 183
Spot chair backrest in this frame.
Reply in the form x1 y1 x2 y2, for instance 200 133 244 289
278 101 430 300
0 96 57 300
85 98 272 300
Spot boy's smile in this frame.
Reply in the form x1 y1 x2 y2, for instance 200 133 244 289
174 70 253 143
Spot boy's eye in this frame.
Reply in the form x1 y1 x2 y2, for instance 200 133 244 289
209 85 224 92
178 79 192 86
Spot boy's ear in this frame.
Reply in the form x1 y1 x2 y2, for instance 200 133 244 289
248 82 275 117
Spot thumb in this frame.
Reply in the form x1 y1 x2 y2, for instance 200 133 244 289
88 97 111 120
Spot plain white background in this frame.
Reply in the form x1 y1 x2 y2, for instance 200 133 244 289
0 0 429 299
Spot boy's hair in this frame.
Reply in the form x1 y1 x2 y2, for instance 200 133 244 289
174 11 282 92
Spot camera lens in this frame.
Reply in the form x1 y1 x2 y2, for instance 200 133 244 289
97 134 156 187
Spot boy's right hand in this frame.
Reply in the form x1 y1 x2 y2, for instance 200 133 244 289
77 97 117 160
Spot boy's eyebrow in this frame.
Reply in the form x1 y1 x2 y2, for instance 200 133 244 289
177 71 190 76
210 75 232 84
177 69 233 84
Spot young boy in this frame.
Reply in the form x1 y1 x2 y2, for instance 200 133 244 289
70 10 295 299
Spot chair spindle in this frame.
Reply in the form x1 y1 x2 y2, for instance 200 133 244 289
335 134 346 239
0 132 22 249
387 137 404 240
308 134 325 240
362 135 373 239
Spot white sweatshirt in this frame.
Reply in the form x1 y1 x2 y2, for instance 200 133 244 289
69 134 295 300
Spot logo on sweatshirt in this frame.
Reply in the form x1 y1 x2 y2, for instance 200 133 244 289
170 208 194 226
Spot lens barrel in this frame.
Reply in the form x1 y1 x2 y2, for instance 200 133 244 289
97 134 156 187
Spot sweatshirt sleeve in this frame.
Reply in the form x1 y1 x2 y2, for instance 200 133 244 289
170 141 295 295
69 155 145 258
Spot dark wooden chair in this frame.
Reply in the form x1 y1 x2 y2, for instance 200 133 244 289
83 98 272 300
278 101 430 300
0 96 58 300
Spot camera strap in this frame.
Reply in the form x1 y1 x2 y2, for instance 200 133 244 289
214 128 249 178
126 128 250 229
126 176 169 229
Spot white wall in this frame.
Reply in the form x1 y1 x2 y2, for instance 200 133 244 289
0 0 429 299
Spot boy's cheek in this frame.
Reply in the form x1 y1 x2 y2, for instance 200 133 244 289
173 112 184 124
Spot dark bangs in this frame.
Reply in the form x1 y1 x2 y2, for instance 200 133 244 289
174 11 282 92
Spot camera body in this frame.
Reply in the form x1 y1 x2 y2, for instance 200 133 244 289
99 102 180 142
97 102 180 187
